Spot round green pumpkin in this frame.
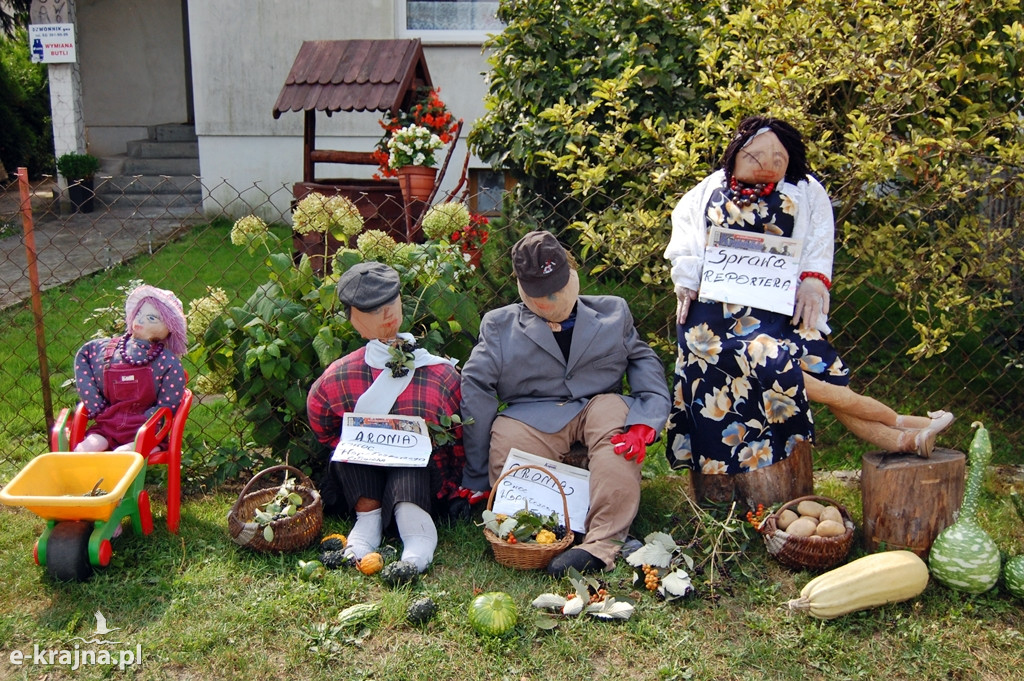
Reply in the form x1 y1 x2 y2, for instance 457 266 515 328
468 591 518 636
1004 555 1024 599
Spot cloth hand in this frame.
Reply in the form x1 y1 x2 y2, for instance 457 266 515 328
675 285 698 324
792 276 829 331
610 424 657 465
447 486 490 521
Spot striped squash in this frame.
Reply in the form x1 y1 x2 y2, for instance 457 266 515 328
928 422 1001 594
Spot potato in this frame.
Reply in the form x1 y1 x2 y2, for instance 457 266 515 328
776 509 799 530
815 519 847 537
796 500 826 519
819 506 843 525
786 517 818 538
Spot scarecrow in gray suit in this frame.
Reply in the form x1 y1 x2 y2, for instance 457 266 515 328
459 230 671 577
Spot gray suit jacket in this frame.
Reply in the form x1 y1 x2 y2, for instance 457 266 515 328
460 295 671 490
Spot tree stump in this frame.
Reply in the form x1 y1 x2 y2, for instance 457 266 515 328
861 447 965 557
690 439 813 510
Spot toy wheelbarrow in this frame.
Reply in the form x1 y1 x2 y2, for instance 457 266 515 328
0 452 153 581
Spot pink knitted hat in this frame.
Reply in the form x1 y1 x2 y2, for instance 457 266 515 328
124 284 187 356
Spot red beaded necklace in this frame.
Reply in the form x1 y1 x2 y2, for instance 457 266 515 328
115 332 164 367
726 175 776 208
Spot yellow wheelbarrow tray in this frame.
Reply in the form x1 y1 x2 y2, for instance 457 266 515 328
0 452 154 581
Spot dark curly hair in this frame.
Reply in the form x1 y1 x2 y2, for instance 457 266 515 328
719 116 810 184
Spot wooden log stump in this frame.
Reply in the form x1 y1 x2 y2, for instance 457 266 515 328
690 439 813 510
861 447 965 557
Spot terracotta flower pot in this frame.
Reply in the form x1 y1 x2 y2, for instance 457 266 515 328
396 165 437 204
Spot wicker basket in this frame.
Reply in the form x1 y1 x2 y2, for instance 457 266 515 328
758 494 855 571
227 465 323 553
483 464 575 570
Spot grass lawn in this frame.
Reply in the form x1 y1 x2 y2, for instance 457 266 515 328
1 464 1023 680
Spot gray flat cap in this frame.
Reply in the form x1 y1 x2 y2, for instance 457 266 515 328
336 262 401 311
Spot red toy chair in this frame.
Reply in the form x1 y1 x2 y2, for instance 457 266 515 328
50 386 193 534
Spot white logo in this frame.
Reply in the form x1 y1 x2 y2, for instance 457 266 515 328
71 611 122 645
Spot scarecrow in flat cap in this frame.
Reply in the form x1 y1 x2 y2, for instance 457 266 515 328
306 262 465 573
459 231 671 577
73 284 188 452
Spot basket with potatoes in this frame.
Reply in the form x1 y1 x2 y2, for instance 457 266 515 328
757 495 855 571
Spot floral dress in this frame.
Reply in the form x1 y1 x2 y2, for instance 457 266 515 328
665 177 850 475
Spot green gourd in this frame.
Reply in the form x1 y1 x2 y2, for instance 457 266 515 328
928 422 1001 594
1003 494 1024 599
468 591 518 636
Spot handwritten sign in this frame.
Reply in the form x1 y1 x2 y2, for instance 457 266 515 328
699 227 802 315
492 449 590 533
28 24 76 64
332 413 432 467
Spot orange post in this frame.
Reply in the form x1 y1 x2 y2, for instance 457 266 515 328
18 168 54 427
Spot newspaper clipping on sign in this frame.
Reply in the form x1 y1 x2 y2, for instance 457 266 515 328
332 413 432 467
699 226 802 315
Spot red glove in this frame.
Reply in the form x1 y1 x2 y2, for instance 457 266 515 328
610 424 657 465
455 486 490 505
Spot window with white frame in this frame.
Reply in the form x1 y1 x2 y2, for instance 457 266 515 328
398 1 504 44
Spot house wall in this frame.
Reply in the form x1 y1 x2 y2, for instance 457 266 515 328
187 0 493 217
77 0 188 158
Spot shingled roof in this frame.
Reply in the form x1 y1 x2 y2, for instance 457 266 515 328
272 39 432 118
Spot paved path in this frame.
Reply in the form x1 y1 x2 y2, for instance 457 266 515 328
0 180 203 310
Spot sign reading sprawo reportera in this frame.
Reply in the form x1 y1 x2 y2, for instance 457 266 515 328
699 227 803 315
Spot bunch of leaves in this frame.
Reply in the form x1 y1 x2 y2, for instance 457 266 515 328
628 498 757 601
252 475 303 542
427 412 469 448
531 567 635 628
625 532 696 602
479 508 565 543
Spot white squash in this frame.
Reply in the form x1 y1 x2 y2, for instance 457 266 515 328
787 550 929 619
928 422 1001 594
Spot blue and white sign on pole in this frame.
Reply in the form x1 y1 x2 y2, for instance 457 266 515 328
28 24 77 64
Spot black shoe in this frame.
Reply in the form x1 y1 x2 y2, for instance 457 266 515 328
546 548 605 578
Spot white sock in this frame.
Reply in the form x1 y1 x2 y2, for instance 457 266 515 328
395 502 437 573
344 508 382 559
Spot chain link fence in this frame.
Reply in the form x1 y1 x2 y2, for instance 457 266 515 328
1 173 1021 490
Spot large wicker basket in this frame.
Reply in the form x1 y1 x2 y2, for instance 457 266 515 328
227 465 323 553
483 464 575 570
758 495 855 571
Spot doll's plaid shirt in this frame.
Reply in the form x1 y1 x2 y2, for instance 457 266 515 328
307 346 466 501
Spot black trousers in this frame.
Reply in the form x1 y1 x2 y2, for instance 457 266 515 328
331 462 432 528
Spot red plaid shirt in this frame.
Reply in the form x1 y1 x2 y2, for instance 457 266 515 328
307 346 465 500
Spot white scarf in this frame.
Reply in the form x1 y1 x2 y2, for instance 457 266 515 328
355 333 457 414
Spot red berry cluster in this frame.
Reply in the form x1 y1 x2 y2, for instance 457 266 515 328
745 503 767 528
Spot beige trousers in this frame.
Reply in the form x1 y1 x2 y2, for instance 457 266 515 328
488 394 638 569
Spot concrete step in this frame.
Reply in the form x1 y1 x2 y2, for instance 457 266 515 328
126 139 199 159
96 191 203 210
150 122 198 143
95 174 202 195
121 156 200 176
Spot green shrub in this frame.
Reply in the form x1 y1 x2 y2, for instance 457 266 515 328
55 151 100 180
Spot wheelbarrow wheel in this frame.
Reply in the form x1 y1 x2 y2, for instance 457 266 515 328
46 521 94 582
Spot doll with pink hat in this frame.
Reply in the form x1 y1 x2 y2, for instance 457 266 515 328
72 284 188 452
